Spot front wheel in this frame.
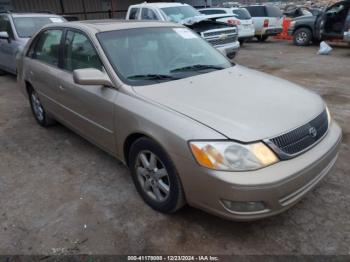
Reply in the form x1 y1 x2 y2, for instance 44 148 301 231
129 137 186 214
293 28 312 46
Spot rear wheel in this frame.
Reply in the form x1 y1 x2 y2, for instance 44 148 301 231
293 28 312 46
256 35 269 42
129 137 186 214
28 87 55 127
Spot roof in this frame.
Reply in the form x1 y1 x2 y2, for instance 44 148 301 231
7 12 63 18
129 2 189 8
45 19 181 33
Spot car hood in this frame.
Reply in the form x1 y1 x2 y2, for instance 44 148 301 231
132 65 324 142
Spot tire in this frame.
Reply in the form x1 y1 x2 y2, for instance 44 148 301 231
256 35 269 42
239 39 244 46
0 68 6 76
129 137 186 214
28 87 56 127
293 28 312 46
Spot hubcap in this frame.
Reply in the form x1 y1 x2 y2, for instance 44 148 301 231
31 91 44 122
135 151 170 203
297 32 308 43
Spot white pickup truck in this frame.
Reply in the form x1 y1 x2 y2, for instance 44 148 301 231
126 2 240 58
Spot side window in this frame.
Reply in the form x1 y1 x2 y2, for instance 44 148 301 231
63 30 102 72
129 8 140 20
245 6 267 17
33 29 62 66
141 8 158 20
0 15 14 38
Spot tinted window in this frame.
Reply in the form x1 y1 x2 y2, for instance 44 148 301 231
200 9 227 15
141 8 158 20
231 8 251 19
0 15 14 38
13 17 64 38
63 31 102 71
128 8 140 19
266 6 282 17
33 29 62 66
244 6 267 17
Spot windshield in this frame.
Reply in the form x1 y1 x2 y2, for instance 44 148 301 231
231 8 251 19
97 27 231 86
161 6 202 22
13 16 64 38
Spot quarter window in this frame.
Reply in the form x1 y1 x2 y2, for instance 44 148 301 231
141 8 158 20
129 8 140 20
63 31 102 71
33 29 62 66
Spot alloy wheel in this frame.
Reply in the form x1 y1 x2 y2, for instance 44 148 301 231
135 150 170 203
30 91 44 122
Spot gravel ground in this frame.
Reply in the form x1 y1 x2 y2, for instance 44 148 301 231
0 39 349 255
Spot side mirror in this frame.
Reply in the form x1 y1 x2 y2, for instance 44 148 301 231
73 68 114 87
0 31 10 41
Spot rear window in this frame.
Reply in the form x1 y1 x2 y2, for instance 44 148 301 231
244 6 267 17
231 8 251 20
266 6 283 17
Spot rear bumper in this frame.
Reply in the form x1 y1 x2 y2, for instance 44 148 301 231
171 121 342 221
215 40 240 56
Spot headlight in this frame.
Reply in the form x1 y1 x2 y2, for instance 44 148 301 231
189 141 279 171
326 105 332 125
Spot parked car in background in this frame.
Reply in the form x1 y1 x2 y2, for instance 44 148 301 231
0 12 65 75
126 2 240 59
198 7 255 44
288 0 350 46
18 20 342 221
243 5 283 41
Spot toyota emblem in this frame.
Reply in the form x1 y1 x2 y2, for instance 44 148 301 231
309 127 317 138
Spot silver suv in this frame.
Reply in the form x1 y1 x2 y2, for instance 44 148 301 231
0 12 65 75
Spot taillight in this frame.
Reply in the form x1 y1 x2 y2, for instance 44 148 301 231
263 19 269 28
228 19 241 26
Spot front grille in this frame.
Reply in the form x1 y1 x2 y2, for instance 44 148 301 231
203 29 236 37
267 110 328 158
207 36 237 46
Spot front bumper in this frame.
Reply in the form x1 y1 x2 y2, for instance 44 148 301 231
344 31 350 42
215 40 240 56
171 121 342 221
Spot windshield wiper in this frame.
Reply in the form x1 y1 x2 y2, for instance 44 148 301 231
170 64 225 73
127 74 179 80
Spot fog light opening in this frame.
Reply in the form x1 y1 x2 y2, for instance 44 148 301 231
221 199 268 215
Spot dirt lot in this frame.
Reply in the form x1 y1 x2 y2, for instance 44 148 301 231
0 40 349 255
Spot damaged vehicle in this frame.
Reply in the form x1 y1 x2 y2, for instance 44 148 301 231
18 20 341 221
289 0 350 46
126 2 240 59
